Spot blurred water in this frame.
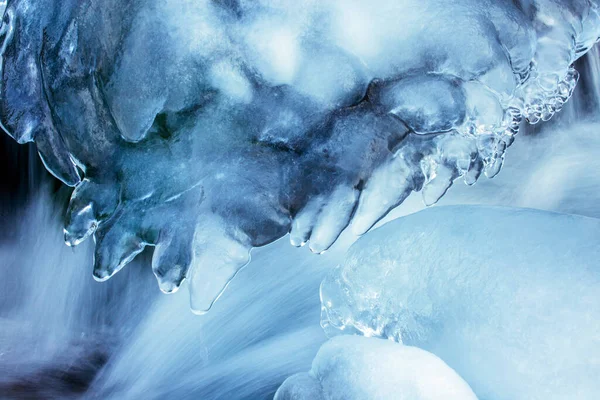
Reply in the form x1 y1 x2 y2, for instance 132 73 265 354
1 50 600 400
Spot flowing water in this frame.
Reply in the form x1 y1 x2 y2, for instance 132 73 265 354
1 48 600 400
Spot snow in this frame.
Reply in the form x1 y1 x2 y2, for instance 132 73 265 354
321 205 600 399
275 335 477 400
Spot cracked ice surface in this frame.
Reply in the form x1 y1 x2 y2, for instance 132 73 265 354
274 335 477 400
0 0 599 311
320 206 600 399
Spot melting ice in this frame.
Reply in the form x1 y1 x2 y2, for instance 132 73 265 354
1 0 599 311
1 0 600 398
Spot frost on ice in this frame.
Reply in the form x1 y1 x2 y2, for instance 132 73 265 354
274 335 477 400
1 0 600 311
320 206 600 400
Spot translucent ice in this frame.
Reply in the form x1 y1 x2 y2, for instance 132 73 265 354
275 335 477 400
1 0 600 311
321 206 600 399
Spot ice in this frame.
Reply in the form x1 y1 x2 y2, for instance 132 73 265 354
321 205 600 399
275 335 477 400
1 0 600 311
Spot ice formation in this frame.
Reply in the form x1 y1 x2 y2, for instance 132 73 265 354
1 0 600 311
320 205 600 399
274 335 477 400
